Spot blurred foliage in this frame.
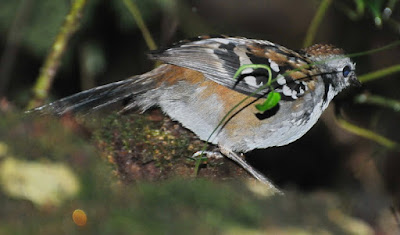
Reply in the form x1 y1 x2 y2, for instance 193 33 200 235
0 0 69 56
0 157 80 207
0 113 92 163
0 0 398 59
113 0 162 32
0 110 378 234
336 0 400 28
1 0 400 233
0 0 162 58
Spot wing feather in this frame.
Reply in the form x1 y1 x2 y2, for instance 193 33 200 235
149 36 315 98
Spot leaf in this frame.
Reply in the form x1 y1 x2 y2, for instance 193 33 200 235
0 157 80 207
255 92 281 112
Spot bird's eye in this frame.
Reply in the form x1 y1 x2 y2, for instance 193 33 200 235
342 65 351 77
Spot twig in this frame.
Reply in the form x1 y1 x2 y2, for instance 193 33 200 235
355 93 400 112
358 64 400 83
303 0 332 48
27 0 88 109
347 40 400 59
122 0 157 51
335 109 399 150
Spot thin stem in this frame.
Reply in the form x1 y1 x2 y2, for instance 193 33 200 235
355 93 400 112
335 112 399 150
347 40 400 59
193 158 202 177
358 64 400 83
27 0 88 109
122 0 157 51
233 64 272 83
303 0 332 48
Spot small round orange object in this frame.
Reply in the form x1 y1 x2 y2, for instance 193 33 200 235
72 209 87 226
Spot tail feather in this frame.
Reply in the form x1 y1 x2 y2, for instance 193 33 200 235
30 65 166 115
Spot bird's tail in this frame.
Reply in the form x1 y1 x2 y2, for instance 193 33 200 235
30 64 169 115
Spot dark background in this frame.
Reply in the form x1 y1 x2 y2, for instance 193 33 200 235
1 0 400 233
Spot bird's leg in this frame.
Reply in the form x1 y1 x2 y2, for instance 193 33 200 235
218 145 283 195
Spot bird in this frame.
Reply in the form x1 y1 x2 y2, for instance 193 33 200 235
32 35 360 194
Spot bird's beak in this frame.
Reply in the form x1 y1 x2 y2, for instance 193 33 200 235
350 75 361 87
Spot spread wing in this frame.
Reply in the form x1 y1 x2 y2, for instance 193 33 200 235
149 35 316 99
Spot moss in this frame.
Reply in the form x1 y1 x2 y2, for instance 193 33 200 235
92 109 248 183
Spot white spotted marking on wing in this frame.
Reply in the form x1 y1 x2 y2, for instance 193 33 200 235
291 90 298 99
234 47 252 65
276 75 286 85
282 85 292 96
244 76 260 87
268 59 280 72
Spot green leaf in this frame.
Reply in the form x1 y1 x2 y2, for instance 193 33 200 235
255 92 281 112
